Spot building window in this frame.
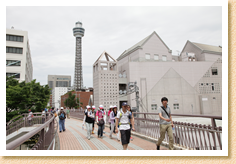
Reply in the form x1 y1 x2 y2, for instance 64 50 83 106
212 69 218 75
6 34 24 42
6 60 21 66
212 83 215 91
173 104 179 110
151 104 157 110
162 55 167 61
6 47 23 54
6 73 20 78
145 53 150 60
154 54 159 60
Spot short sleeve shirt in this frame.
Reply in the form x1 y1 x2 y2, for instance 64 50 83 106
96 110 104 121
117 110 130 130
157 106 171 125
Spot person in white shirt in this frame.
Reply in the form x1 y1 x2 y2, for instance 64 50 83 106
27 109 33 126
41 108 46 123
115 102 135 150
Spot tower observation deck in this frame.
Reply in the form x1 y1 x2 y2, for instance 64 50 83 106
73 21 85 91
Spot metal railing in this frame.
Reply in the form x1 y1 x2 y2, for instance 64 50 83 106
133 112 222 150
70 110 222 150
6 112 52 136
6 113 57 150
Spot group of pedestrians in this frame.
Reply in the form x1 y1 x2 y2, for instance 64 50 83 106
82 102 135 150
34 96 174 150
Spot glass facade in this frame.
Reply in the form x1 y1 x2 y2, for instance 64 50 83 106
6 73 20 78
6 47 23 54
56 81 70 87
6 34 24 42
48 81 53 89
6 60 21 66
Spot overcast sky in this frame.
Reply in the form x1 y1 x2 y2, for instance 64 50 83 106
6 6 222 87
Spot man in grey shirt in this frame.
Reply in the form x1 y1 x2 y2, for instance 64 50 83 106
156 97 174 150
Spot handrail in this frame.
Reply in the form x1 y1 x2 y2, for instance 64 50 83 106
47 118 58 150
6 113 55 150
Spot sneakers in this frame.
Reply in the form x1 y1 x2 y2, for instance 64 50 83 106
100 136 103 139
88 138 90 140
59 131 62 133
156 145 160 150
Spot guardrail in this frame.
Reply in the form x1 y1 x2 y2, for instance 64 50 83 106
70 110 222 150
6 113 57 150
133 112 222 150
6 112 52 136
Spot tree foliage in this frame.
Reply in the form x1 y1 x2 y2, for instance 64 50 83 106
64 92 83 108
6 76 51 122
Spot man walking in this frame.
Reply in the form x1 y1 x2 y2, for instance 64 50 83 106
115 102 135 150
156 97 174 150
58 107 66 133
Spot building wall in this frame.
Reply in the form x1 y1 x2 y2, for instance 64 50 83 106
181 42 203 61
52 87 68 109
93 60 119 111
6 28 33 83
141 34 172 61
48 75 71 92
60 91 93 109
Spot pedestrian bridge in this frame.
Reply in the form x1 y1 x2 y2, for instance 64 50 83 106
6 110 222 150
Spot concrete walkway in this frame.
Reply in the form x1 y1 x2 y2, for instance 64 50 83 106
57 118 168 150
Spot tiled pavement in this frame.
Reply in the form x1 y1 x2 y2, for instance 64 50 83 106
57 117 168 150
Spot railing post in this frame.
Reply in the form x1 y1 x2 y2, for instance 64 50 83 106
40 128 45 150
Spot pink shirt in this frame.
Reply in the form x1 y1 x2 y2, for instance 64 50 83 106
96 110 104 121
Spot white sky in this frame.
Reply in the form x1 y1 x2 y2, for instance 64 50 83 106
6 5 222 87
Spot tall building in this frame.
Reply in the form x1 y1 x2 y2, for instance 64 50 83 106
47 75 71 92
116 31 222 116
93 51 119 111
6 28 33 83
52 87 68 109
73 21 85 91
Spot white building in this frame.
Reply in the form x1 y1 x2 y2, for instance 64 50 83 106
52 87 68 109
93 51 119 111
6 28 33 83
116 31 222 116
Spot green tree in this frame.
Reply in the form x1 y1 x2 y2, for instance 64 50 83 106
6 76 51 122
64 92 83 108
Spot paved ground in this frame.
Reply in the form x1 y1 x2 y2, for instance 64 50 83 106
57 117 168 150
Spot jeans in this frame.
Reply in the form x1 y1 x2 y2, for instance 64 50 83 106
156 124 174 150
59 119 65 132
86 122 93 139
98 124 105 137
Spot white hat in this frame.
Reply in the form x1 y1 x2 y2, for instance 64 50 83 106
61 107 64 110
92 105 96 109
113 105 117 108
109 105 114 109
99 105 104 109
86 105 91 109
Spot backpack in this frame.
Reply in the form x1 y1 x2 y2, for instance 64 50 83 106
59 112 65 119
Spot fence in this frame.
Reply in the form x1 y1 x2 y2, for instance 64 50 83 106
6 112 58 150
70 109 222 150
133 112 222 150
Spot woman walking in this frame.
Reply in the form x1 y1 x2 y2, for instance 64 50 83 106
83 105 94 140
109 105 118 139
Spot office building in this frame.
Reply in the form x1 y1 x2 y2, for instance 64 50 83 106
47 75 71 93
6 28 33 83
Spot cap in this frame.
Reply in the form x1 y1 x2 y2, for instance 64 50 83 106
92 105 96 109
113 105 117 108
109 105 114 109
86 105 91 109
122 102 127 106
28 109 31 111
61 107 64 110
99 105 104 109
